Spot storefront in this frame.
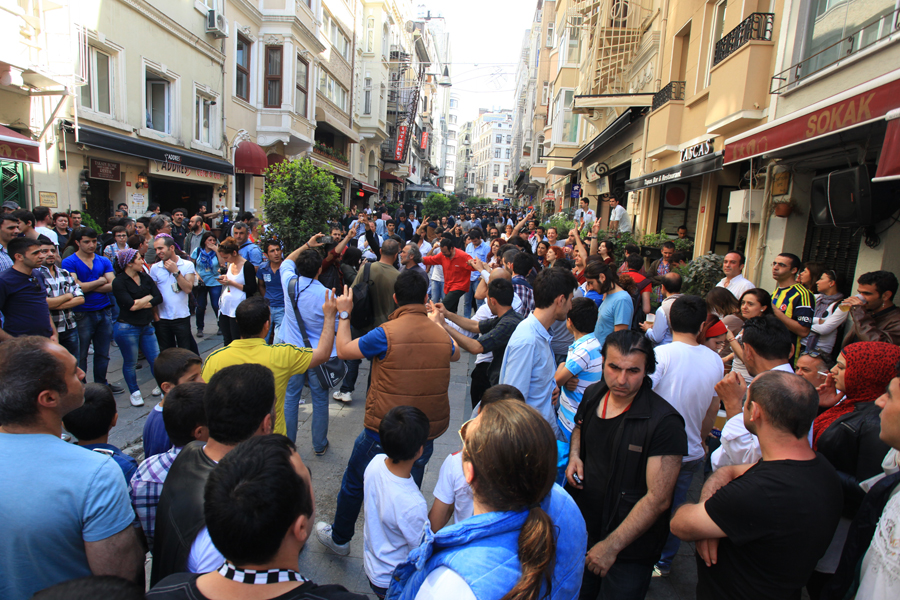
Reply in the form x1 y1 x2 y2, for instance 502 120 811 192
0 124 40 207
351 179 378 209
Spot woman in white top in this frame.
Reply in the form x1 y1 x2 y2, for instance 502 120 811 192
216 236 258 346
804 269 848 356
723 288 773 384
428 244 444 303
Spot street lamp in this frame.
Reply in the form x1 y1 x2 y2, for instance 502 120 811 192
438 66 452 88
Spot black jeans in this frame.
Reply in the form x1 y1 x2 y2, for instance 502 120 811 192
579 561 653 600
154 317 199 354
219 314 240 346
442 289 466 315
470 361 491 409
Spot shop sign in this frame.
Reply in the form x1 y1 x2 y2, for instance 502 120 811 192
725 76 900 164
571 184 581 198
681 139 714 163
420 132 429 150
89 158 121 182
395 125 409 161
131 193 147 216
152 160 224 182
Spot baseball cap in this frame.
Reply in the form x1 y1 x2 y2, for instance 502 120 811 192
2 201 20 210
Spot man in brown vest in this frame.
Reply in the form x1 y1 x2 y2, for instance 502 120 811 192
315 269 460 556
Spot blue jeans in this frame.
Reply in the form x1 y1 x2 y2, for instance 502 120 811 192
194 285 221 331
270 304 285 344
57 328 80 361
656 457 704 570
108 293 120 322
75 308 112 384
284 370 329 451
463 277 483 318
580 561 653 600
430 279 444 303
330 430 434 545
114 322 160 394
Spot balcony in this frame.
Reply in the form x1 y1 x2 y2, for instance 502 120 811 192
771 7 900 94
312 143 348 167
713 13 774 67
652 81 686 111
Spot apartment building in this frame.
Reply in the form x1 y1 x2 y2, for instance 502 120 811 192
455 119 475 198
443 92 460 194
472 109 513 199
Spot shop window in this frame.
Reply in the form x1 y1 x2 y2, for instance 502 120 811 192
657 182 692 232
236 35 251 101
295 55 309 117
264 46 283 108
81 46 113 115
195 93 215 145
145 73 171 133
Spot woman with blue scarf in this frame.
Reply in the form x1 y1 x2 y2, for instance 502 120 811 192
190 231 222 337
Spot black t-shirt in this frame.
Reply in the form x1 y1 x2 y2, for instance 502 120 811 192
697 455 842 600
147 572 368 600
579 404 686 536
478 309 524 386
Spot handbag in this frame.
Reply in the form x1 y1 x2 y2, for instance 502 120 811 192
287 276 346 389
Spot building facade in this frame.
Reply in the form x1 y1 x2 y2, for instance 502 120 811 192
472 108 512 199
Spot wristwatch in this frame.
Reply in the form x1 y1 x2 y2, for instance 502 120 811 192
339 311 350 320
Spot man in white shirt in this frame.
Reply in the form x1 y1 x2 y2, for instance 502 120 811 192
716 250 755 299
608 196 632 233
649 295 725 576
575 198 596 232
712 315 800 471
33 206 59 246
150 236 198 353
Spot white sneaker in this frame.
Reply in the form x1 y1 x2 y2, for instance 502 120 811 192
315 522 350 556
87 345 94 355
151 386 162 397
130 391 144 407
332 391 352 403
332 390 343 401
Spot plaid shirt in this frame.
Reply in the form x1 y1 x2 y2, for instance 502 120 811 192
130 446 181 551
40 265 83 332
512 276 535 317
0 244 12 273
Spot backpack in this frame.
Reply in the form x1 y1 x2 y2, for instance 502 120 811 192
350 261 375 331
629 277 653 331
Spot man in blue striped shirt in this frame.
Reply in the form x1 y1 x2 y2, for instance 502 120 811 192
556 298 604 440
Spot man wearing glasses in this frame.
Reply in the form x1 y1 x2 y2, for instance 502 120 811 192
771 253 814 365
0 237 56 340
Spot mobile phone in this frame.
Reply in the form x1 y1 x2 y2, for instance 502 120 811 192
572 472 582 485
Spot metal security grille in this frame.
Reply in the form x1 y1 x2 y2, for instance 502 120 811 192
0 161 25 206
802 216 863 296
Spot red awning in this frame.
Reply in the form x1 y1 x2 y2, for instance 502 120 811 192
354 179 378 194
0 124 40 164
380 170 403 183
234 140 268 175
724 72 900 164
267 153 287 167
875 109 900 182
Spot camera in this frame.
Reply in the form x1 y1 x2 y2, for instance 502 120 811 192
319 235 334 246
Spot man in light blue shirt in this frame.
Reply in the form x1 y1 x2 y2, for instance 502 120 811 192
281 235 338 453
233 222 263 270
464 228 491 318
642 272 683 346
500 267 578 440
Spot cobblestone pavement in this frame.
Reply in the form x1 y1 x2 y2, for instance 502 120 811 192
98 304 699 598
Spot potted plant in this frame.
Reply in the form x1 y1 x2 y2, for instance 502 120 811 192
773 197 793 217
640 230 670 261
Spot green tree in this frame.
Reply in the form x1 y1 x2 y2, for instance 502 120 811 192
262 159 343 252
423 192 451 218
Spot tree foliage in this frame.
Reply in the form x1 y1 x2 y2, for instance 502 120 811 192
675 252 724 296
423 192 451 218
262 159 343 252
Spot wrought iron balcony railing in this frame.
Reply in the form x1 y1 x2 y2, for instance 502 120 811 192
652 81 686 111
713 13 775 67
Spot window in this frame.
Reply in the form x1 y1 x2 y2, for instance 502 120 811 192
505 148 510 159
80 46 112 115
541 82 549 105
264 46 282 108
547 22 555 47
447 160 455 170
506 135 511 143
494 164 500 176
195 94 214 144
380 83 386 119
295 55 308 117
363 77 372 114
495 134 502 143
317 70 349 112
327 16 351 61
448 131 457 140
366 17 375 53
553 90 580 144
504 166 508 178
236 35 251 101
382 24 390 59
446 176 454 184
799 0 894 76
492 184 499 193
449 114 457 124
705 0 728 87
145 73 171 133
567 17 583 63
494 148 501 158
450 98 458 108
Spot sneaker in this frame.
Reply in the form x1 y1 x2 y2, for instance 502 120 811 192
652 565 670 578
130 391 145 407
315 522 350 556
108 383 125 394
197 329 204 338
88 345 94 355
332 391 352 403
151 386 162 397
315 442 329 457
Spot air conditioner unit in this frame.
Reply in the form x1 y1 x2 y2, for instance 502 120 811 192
206 10 229 39
728 189 764 223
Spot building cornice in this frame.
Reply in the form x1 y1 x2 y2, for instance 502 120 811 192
119 0 225 64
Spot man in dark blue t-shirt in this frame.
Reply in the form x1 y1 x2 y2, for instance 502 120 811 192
0 237 55 340
256 240 285 343
61 227 123 394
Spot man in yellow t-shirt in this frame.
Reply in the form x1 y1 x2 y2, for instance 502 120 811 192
202 296 337 435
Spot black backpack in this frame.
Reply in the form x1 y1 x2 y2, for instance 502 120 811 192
350 262 375 331
629 277 653 331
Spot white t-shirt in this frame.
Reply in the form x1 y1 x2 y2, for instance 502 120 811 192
188 526 224 574
610 205 631 233
364 454 428 588
716 274 755 299
857 488 900 599
650 342 725 462
360 234 383 262
35 226 59 245
432 452 474 526
150 257 197 320
415 566 477 599
575 208 596 228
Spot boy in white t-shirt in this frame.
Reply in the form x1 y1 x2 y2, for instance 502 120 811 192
364 406 431 598
428 384 526 532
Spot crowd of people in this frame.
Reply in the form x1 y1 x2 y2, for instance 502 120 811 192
2 197 900 600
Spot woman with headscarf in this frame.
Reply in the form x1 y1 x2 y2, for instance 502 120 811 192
111 248 163 407
806 341 900 597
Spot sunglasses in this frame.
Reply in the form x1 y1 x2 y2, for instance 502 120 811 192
458 418 474 447
28 277 42 292
800 350 823 359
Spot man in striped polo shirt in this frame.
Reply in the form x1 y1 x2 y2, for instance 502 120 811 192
771 253 814 365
